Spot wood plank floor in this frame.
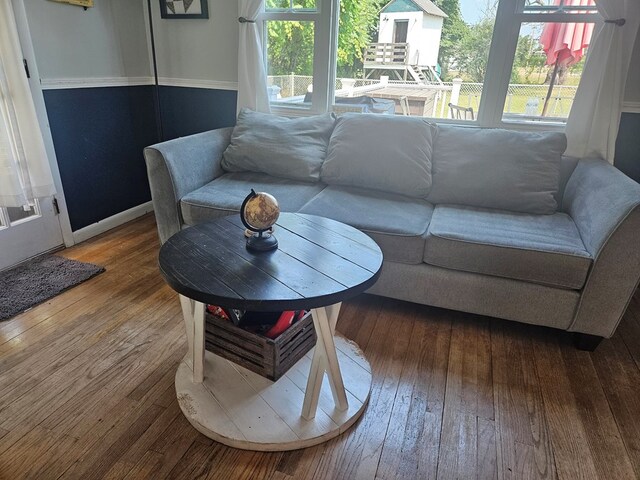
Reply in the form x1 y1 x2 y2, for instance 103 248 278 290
1 214 640 480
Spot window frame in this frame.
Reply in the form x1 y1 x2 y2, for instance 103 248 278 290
480 0 600 130
262 0 600 130
260 0 338 115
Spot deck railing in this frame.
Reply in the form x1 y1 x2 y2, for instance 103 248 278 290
363 43 409 66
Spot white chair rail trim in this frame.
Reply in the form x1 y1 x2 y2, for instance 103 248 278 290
40 77 239 91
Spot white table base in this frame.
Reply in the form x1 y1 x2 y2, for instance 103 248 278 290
175 296 372 451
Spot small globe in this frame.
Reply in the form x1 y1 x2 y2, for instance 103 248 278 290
242 191 280 231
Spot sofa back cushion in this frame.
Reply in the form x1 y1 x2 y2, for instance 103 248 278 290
427 125 567 214
221 108 336 182
320 113 437 198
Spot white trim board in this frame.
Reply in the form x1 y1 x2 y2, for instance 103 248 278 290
157 77 238 91
622 102 640 114
41 77 155 90
72 201 154 244
40 77 239 91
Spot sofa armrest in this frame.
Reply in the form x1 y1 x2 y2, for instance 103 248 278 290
144 128 233 243
563 158 640 337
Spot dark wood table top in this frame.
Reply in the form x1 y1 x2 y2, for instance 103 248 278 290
158 213 384 311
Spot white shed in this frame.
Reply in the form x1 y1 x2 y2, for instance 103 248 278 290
377 0 447 68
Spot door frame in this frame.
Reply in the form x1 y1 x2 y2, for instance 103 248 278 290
10 0 74 248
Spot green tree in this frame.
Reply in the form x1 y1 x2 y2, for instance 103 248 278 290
453 17 494 82
336 0 382 77
267 21 315 75
512 34 546 83
266 0 383 78
432 0 468 80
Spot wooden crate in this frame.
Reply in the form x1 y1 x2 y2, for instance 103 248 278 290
204 311 317 381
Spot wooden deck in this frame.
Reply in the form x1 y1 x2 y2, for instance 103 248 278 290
1 213 640 479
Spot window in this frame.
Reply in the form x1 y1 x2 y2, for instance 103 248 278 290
262 0 600 127
491 0 599 125
262 0 336 113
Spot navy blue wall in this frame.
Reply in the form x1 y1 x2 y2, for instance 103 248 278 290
44 86 159 231
158 86 237 140
44 85 237 231
615 112 640 184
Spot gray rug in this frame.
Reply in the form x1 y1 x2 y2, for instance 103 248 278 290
0 255 105 321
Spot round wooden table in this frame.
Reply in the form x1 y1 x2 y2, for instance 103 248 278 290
158 213 383 451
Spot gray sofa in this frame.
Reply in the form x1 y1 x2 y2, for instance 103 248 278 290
144 112 640 350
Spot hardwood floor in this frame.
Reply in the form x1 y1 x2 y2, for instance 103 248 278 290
1 213 640 480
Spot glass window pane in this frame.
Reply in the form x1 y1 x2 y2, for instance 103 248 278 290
296 0 316 9
330 0 497 120
266 21 315 108
523 0 598 14
7 204 37 224
502 22 592 123
265 0 316 12
266 0 290 10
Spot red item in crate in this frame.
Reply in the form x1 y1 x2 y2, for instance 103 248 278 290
206 305 245 325
265 310 297 339
206 305 229 320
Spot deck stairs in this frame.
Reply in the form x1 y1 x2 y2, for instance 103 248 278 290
408 65 428 84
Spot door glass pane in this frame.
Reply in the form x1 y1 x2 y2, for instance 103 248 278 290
266 21 315 108
330 0 497 120
7 203 37 224
502 22 593 123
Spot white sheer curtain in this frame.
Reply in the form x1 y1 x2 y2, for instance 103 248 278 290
0 0 55 208
237 0 271 114
565 0 640 163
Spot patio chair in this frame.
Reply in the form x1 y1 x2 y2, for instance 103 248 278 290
448 103 474 120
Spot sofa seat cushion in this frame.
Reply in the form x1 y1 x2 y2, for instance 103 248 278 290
180 172 326 225
299 186 434 264
424 205 592 289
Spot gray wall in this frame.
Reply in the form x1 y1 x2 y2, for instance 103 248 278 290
625 32 640 103
24 0 151 80
148 0 238 83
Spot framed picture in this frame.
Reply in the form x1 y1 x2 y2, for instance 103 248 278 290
159 0 208 19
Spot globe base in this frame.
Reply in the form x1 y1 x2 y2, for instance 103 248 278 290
246 232 278 252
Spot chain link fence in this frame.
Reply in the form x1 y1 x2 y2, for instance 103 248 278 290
267 75 578 119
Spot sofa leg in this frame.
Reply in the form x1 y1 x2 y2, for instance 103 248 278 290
574 333 604 351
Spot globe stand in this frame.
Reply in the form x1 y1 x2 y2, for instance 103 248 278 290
241 189 280 253
246 230 278 252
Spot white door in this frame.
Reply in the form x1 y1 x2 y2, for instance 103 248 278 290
0 199 63 270
0 0 71 270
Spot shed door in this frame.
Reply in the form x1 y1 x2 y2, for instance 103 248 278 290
393 20 408 43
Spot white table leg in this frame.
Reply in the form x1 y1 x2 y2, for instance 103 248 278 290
302 302 348 420
179 295 205 383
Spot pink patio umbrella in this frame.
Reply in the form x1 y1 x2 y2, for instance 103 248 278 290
539 0 595 116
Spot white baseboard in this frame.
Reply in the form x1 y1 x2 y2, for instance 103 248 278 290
72 201 154 244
